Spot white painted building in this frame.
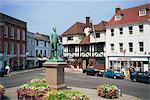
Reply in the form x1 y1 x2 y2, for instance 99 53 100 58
106 3 150 72
35 33 50 66
62 17 107 70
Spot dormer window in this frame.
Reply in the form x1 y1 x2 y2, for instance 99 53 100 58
139 9 146 16
115 14 121 20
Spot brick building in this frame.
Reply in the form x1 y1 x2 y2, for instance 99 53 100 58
0 13 27 71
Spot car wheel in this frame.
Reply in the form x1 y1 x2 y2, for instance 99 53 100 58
133 78 136 82
113 76 117 79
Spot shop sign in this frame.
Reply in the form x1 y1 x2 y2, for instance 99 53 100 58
117 57 132 61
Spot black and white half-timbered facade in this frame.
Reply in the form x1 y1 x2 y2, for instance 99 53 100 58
62 17 107 70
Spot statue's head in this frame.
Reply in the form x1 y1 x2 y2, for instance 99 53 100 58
53 28 56 32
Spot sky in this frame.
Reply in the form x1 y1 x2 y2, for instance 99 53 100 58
0 0 149 35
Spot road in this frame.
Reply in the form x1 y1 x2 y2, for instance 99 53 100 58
0 68 150 100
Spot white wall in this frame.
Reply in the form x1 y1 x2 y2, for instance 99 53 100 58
106 22 150 68
90 32 106 43
62 35 84 45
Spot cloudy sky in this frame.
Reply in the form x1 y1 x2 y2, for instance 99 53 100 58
0 0 149 35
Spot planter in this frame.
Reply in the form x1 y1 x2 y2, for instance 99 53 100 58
17 77 50 99
97 84 120 99
0 84 5 99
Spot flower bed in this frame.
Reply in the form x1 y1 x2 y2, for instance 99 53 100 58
44 89 89 100
17 77 50 100
17 77 89 100
0 84 5 99
97 84 119 99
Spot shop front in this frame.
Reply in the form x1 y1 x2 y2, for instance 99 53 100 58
108 56 149 72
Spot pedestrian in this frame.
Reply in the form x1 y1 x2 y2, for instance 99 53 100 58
5 65 11 76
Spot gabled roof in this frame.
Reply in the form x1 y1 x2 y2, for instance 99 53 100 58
106 3 150 27
80 35 90 45
62 22 86 36
92 21 108 32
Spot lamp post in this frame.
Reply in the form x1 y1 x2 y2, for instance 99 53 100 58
26 51 29 69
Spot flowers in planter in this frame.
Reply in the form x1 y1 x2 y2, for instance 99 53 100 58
17 77 50 99
0 84 5 99
44 89 89 100
97 84 119 99
17 77 90 100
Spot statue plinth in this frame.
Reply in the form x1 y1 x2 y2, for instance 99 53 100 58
43 61 67 90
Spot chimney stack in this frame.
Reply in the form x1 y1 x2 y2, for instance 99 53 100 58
86 17 90 27
115 6 121 13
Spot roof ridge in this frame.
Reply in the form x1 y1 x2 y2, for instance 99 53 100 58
118 3 149 12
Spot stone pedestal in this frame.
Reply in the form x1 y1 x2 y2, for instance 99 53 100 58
43 62 67 90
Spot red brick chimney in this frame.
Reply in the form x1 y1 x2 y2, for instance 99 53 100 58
115 6 121 13
86 17 90 27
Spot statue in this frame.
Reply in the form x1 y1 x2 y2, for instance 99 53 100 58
47 28 64 62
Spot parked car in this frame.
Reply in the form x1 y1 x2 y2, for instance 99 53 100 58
83 68 100 76
97 71 104 77
130 71 150 84
103 69 125 79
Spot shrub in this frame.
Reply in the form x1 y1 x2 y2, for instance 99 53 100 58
97 84 119 99
0 84 5 99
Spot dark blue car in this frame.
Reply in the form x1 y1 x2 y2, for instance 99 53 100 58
130 71 150 84
103 69 125 79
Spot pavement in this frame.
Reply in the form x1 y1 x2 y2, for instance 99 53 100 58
1 68 141 100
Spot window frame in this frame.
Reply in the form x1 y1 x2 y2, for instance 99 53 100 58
119 28 123 35
4 25 8 38
129 42 133 52
67 36 73 41
139 9 146 16
111 29 114 36
139 25 144 33
129 26 133 34
139 42 144 52
110 44 114 53
119 43 123 52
